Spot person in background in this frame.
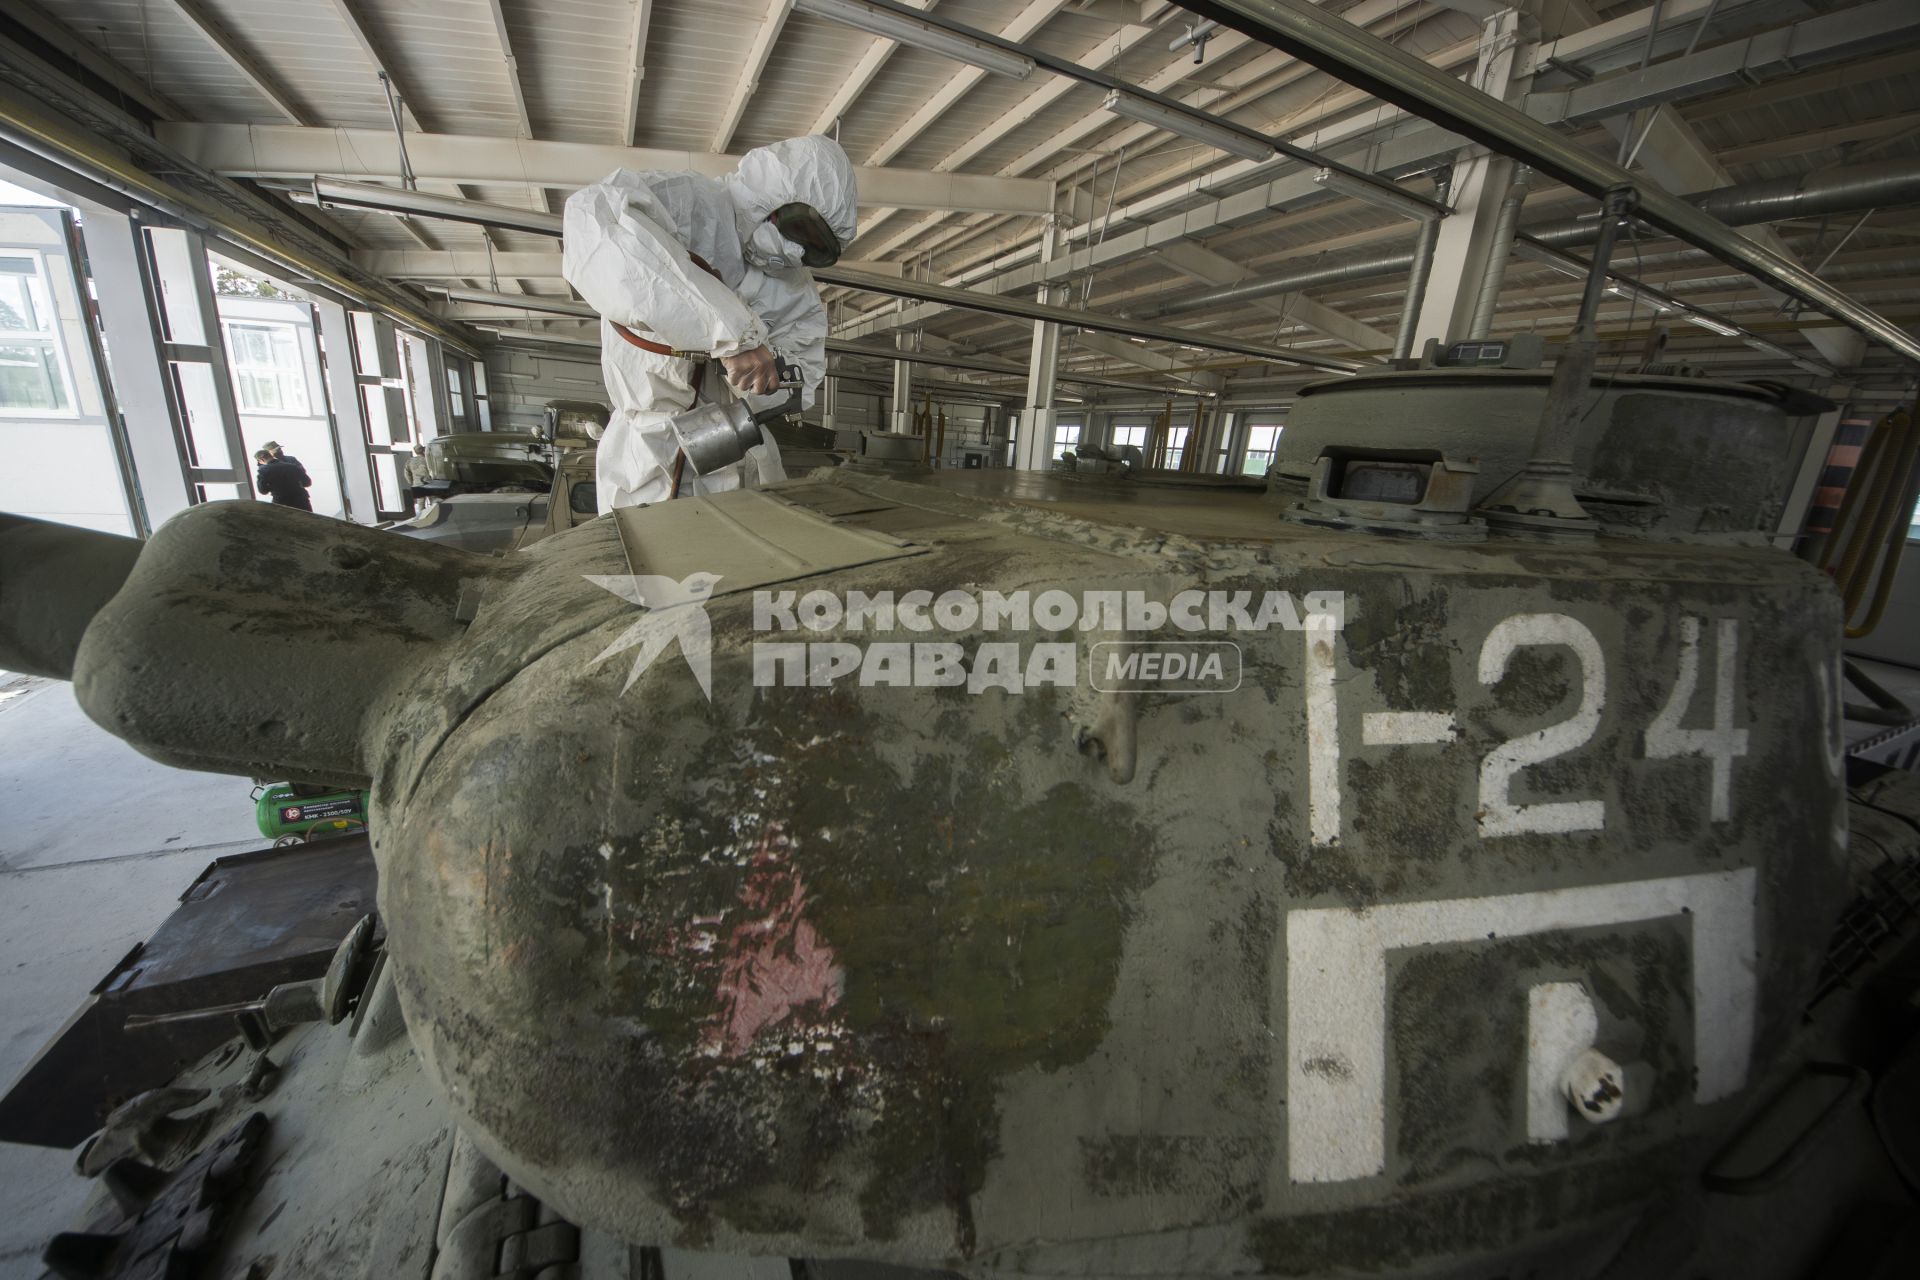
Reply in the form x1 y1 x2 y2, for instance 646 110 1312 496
255 448 313 512
267 440 312 493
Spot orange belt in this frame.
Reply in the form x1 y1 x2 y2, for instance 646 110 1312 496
610 250 724 358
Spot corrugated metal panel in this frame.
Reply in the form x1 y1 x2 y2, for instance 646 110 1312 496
57 0 288 123
500 0 631 144
335 0 525 136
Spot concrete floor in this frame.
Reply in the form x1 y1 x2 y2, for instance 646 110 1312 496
0 671 262 1271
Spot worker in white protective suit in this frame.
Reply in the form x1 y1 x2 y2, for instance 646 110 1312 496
561 135 858 511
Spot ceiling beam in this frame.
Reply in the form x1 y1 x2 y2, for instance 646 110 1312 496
1157 241 1392 353
159 123 1057 215
867 0 1069 167
1070 331 1224 390
161 0 307 124
852 9 1160 257
714 1 796 152
1519 0 1768 79
833 120 1460 340
3 0 185 120
1531 0 1920 130
807 0 933 136
620 0 654 146
477 1 550 216
858 0 1453 268
482 0 533 137
1715 111 1920 168
320 0 423 131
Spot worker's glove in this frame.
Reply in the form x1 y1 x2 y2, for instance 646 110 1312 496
721 345 782 397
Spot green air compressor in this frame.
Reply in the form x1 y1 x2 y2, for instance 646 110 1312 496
254 782 369 844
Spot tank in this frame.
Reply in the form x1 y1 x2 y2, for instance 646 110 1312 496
0 359 1879 1277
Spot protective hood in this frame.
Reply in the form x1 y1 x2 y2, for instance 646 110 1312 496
722 135 859 265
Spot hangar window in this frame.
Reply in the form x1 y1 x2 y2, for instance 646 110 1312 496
1242 422 1284 475
0 252 73 415
225 321 310 416
1053 419 1080 459
1162 426 1189 470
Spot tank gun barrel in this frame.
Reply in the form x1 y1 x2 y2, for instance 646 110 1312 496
0 515 144 681
6 504 492 789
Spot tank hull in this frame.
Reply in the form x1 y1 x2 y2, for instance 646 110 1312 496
56 462 1849 1274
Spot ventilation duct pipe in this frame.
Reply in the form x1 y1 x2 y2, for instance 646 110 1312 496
1467 166 1531 340
1525 160 1920 248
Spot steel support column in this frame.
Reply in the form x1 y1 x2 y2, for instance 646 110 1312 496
1016 219 1064 472
1414 8 1528 348
891 333 914 434
312 298 380 523
80 208 195 532
148 224 249 494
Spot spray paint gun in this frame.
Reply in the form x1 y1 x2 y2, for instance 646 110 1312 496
667 355 803 478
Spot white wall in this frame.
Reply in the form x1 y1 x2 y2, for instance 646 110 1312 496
482 347 607 433
217 295 345 518
0 205 133 535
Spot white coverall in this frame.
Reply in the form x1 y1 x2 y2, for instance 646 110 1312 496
561 135 859 511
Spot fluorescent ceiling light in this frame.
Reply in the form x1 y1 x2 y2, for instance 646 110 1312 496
438 287 596 319
1101 91 1274 163
478 325 600 350
311 178 562 237
797 0 1034 79
1313 167 1434 222
1685 314 1741 338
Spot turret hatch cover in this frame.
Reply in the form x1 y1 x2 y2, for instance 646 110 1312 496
613 489 926 599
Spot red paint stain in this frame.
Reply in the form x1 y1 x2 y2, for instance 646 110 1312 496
703 828 842 1057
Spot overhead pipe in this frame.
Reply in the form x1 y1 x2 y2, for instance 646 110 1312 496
1177 0 1920 365
827 339 1159 392
817 264 1363 373
1467 166 1532 340
1314 164 1449 360
1395 216 1440 360
1525 160 1920 249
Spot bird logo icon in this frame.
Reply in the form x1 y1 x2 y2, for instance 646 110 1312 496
584 572 723 698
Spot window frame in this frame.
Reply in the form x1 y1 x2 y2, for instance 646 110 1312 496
1242 422 1285 476
0 249 79 420
1053 419 1082 460
222 318 312 418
